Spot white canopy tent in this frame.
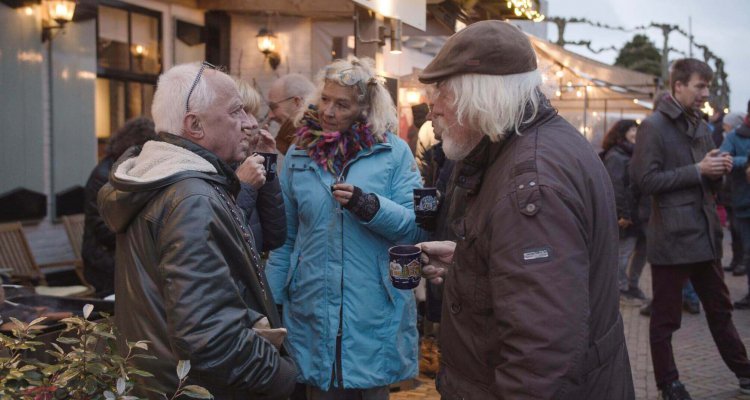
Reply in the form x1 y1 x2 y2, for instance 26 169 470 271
529 35 660 145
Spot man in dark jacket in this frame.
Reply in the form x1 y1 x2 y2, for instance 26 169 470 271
82 117 155 297
98 62 297 399
417 20 632 399
630 58 750 399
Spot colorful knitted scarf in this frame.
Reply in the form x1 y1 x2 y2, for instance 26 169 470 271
296 107 385 175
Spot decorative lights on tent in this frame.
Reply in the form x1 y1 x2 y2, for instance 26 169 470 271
506 0 545 22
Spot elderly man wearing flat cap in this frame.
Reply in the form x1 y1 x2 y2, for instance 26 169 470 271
416 20 634 399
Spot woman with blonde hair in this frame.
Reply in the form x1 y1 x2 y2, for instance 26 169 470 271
266 57 425 399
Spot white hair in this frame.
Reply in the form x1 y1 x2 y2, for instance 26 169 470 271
311 57 397 139
444 70 543 141
151 62 219 135
275 73 316 101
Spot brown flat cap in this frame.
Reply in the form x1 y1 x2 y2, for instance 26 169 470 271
419 20 537 84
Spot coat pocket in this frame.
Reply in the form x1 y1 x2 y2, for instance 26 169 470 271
659 203 701 236
284 249 302 300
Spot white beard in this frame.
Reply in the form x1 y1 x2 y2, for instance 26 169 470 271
441 128 484 161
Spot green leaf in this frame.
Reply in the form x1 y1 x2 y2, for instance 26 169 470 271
83 304 94 319
131 354 158 360
28 316 48 327
176 360 190 380
179 385 213 399
91 330 117 340
56 337 80 345
129 368 154 378
117 377 127 394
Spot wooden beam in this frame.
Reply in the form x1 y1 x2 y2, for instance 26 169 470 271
196 0 354 16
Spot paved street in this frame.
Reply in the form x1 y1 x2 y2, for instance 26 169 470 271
393 232 750 400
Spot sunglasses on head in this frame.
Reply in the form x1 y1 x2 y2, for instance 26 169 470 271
185 61 217 113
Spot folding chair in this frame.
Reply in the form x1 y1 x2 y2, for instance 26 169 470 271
0 221 92 297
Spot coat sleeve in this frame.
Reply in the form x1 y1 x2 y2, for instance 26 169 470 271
361 138 429 244
720 133 748 171
266 154 299 305
488 186 589 399
157 194 296 397
85 162 116 249
603 151 632 221
256 178 287 252
630 118 702 195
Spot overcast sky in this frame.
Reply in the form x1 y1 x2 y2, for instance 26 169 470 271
546 0 750 114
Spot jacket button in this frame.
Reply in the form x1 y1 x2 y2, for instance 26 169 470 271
459 176 466 183
450 302 461 314
526 203 536 213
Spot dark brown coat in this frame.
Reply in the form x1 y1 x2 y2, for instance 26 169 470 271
629 95 722 265
437 104 633 399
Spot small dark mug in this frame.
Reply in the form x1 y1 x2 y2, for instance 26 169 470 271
257 152 278 182
413 188 439 217
388 245 422 290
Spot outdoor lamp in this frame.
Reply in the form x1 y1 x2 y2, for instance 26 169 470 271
41 0 76 42
256 27 281 70
45 0 75 25
256 28 277 54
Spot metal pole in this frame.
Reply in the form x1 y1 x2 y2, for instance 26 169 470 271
603 99 608 135
583 88 588 138
47 38 55 219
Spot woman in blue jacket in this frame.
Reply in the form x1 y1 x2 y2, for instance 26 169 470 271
266 57 426 399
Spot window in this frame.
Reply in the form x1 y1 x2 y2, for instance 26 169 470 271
95 1 161 157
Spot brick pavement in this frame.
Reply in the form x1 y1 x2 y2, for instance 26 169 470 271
393 230 750 400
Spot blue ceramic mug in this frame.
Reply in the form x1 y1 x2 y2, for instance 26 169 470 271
388 245 422 290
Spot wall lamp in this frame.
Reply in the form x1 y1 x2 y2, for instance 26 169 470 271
41 0 76 42
354 10 403 55
257 27 281 70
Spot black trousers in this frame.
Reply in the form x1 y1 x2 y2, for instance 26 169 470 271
650 260 750 388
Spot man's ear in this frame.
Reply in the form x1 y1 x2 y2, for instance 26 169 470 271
183 113 204 140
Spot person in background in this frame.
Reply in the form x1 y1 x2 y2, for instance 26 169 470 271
721 111 749 277
82 116 156 297
724 102 750 309
630 58 750 399
266 57 425 400
601 119 648 304
407 103 430 155
235 78 286 252
267 73 316 156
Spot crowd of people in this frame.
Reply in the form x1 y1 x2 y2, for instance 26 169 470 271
79 19 750 400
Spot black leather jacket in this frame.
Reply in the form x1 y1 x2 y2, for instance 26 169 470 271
98 133 297 399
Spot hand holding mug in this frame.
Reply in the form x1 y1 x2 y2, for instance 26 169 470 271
417 240 456 285
236 154 266 189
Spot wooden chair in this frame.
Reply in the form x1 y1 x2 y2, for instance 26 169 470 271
0 221 92 297
62 214 95 294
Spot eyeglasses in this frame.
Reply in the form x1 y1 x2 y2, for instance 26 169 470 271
185 61 217 113
268 96 296 111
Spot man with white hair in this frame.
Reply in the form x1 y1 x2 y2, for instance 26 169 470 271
98 62 297 399
416 21 633 399
267 73 315 155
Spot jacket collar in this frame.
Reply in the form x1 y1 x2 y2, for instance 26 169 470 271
455 97 557 195
158 132 241 196
658 94 702 132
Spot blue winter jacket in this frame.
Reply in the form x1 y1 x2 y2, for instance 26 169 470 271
266 132 426 390
720 122 750 217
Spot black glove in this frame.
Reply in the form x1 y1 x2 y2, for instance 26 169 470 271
343 186 380 222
